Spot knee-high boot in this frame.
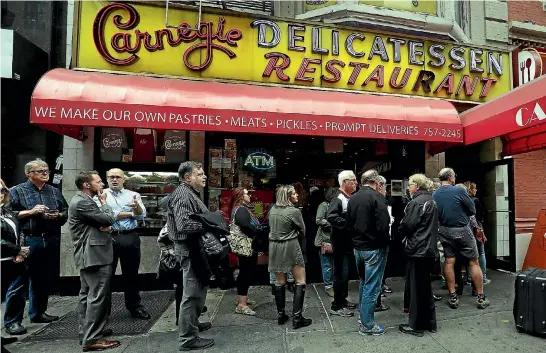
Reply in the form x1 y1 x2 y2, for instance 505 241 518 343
292 284 312 329
273 285 289 325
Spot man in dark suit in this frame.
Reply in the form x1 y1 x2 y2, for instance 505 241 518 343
68 171 120 352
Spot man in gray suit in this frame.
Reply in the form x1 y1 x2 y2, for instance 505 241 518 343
68 171 121 352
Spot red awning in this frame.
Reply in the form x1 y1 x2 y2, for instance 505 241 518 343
461 75 546 146
502 125 546 155
30 69 462 143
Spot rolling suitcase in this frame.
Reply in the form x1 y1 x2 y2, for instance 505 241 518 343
513 267 546 336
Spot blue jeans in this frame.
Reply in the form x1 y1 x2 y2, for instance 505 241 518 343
354 248 388 329
3 236 58 326
318 251 337 290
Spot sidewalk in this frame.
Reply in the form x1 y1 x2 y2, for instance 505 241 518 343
4 270 546 353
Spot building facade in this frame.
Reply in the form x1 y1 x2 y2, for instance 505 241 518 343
31 0 536 286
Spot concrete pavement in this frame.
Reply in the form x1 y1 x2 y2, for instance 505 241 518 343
3 270 545 353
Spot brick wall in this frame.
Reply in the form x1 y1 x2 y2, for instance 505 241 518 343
513 149 546 219
508 0 546 26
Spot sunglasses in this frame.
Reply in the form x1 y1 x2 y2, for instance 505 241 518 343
31 170 50 175
1 187 9 195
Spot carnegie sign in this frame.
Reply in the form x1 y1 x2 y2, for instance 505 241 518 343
76 1 510 102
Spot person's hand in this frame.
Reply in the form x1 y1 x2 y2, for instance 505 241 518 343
13 255 25 263
31 205 49 215
99 226 112 233
98 190 108 204
18 246 30 258
127 194 140 208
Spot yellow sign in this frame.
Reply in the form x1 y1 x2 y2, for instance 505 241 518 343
77 1 510 102
359 0 436 15
305 0 437 15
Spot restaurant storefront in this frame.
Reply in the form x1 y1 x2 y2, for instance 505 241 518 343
29 1 512 285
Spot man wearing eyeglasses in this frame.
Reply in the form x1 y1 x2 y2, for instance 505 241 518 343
98 168 150 320
3 159 68 335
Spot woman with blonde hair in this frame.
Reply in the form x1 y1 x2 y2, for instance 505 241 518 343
269 185 312 329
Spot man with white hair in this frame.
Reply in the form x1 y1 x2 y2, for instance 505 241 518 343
432 168 490 310
327 170 358 317
346 169 390 336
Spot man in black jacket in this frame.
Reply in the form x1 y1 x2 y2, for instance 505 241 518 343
327 170 358 317
346 169 390 336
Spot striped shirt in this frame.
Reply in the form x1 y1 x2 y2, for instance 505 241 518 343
9 180 68 237
167 183 208 241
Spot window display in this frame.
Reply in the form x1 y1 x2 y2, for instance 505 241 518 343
124 171 179 230
98 128 188 164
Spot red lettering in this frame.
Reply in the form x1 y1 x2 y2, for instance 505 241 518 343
93 2 140 65
412 70 436 93
434 73 455 95
389 67 412 89
263 52 291 81
347 62 369 85
295 58 322 82
322 60 345 83
455 75 480 96
480 78 497 98
362 65 384 88
93 2 242 70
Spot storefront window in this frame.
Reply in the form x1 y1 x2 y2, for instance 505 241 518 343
205 132 425 218
99 128 187 164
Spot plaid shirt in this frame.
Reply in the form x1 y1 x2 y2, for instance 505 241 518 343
9 180 68 237
167 183 208 241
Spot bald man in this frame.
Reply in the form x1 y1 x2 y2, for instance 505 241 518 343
99 168 150 320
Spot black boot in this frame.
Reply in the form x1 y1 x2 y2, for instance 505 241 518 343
292 284 312 329
273 285 289 325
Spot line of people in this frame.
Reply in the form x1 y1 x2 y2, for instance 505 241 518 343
311 167 491 336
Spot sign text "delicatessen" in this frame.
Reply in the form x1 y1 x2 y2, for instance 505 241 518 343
79 1 510 102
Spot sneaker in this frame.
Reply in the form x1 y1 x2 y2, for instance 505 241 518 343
326 288 334 297
471 289 478 297
330 307 354 317
448 294 459 309
381 285 393 294
345 301 357 310
358 324 385 336
235 306 257 316
441 281 447 290
477 294 491 309
483 278 491 285
374 304 390 312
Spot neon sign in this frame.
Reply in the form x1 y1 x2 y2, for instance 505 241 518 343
244 152 275 171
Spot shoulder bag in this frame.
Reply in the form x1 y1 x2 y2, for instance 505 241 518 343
228 207 253 257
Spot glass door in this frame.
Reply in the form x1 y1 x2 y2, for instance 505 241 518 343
479 160 516 272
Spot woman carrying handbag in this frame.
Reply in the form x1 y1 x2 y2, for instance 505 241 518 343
228 187 260 316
